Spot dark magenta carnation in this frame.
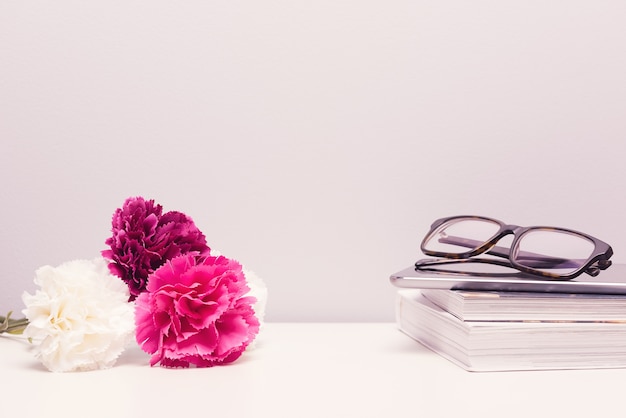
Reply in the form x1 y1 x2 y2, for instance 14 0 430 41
102 197 210 299
134 254 259 368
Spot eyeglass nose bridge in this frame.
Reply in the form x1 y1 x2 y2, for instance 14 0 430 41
475 224 524 256
500 224 524 235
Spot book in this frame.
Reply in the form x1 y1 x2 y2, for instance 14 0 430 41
396 289 626 372
420 288 626 322
390 263 626 295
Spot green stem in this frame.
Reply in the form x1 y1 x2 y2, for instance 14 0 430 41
0 312 29 335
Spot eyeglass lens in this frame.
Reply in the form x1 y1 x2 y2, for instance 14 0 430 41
513 229 594 275
423 218 500 254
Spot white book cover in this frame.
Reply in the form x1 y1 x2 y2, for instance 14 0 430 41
421 288 626 322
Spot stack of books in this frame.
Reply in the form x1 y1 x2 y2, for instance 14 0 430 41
396 280 626 372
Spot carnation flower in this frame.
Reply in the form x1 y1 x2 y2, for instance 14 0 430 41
103 196 211 299
243 269 267 324
21 258 135 372
211 248 268 326
241 269 267 349
135 253 260 368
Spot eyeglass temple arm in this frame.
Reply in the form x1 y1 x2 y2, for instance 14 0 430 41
437 236 584 269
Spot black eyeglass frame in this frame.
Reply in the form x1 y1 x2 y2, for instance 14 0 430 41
415 215 613 280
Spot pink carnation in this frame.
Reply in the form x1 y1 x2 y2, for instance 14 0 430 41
102 197 210 299
134 254 260 368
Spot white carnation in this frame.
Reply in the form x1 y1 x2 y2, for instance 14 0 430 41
244 269 268 324
22 258 135 372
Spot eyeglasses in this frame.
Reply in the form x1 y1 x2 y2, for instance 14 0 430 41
414 215 613 280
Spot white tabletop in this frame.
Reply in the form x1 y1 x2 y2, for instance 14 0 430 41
2 323 624 418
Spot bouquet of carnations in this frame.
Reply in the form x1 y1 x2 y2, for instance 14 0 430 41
0 196 267 372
